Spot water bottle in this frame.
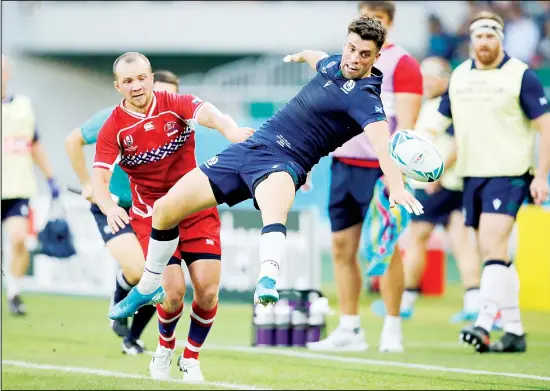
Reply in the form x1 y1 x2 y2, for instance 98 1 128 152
291 299 309 347
254 304 275 347
306 291 324 343
274 299 292 347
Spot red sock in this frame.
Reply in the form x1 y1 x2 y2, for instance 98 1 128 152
183 301 218 359
156 303 184 350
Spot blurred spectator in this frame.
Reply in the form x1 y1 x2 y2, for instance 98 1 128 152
454 1 488 62
427 14 457 61
502 1 540 65
537 18 550 65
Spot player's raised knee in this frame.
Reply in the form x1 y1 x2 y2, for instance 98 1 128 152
152 196 179 229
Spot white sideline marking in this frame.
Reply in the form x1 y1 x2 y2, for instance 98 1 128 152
2 360 269 390
201 344 550 382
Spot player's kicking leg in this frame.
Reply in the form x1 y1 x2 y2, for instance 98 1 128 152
109 168 219 320
253 171 297 305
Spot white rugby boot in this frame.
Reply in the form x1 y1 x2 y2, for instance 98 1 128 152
306 326 369 352
149 345 173 380
178 355 205 383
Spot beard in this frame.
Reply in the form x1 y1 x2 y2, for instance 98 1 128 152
474 46 500 65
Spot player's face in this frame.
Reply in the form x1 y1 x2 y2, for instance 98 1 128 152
114 61 154 110
153 81 178 94
360 7 393 31
341 32 381 80
471 32 502 66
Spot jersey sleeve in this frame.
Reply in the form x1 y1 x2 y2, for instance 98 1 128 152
519 69 549 120
80 106 116 145
393 55 423 95
437 89 452 119
348 91 387 128
169 93 207 121
93 115 120 172
316 54 341 72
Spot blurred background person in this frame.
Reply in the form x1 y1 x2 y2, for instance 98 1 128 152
2 53 60 315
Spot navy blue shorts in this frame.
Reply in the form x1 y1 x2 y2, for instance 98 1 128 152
411 188 462 226
328 159 383 232
90 203 135 244
463 173 533 229
1 198 30 221
199 138 308 209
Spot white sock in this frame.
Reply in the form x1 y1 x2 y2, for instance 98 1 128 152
339 314 361 330
382 315 401 336
475 261 509 332
400 289 419 311
501 264 524 336
463 287 481 313
6 275 22 299
137 227 179 295
258 225 286 282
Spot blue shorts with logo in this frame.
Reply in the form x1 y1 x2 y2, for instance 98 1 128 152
1 198 30 221
411 188 463 227
90 203 135 244
199 137 308 209
328 159 383 232
463 172 533 229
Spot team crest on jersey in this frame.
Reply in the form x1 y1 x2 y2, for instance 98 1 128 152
164 121 179 137
341 80 356 94
123 135 137 152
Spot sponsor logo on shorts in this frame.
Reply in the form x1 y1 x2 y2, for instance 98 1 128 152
205 239 215 246
20 204 29 217
103 225 112 234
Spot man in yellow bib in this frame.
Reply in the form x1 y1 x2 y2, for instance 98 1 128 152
430 12 550 353
2 54 60 315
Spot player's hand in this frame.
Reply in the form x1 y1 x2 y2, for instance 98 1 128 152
425 181 442 195
283 53 304 63
530 175 549 205
106 205 131 233
227 127 255 143
388 187 424 216
81 182 95 203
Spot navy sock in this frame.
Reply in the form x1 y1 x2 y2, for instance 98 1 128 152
114 270 133 305
128 304 157 342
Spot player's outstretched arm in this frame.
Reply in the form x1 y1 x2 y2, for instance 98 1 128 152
65 129 93 201
364 121 423 215
196 102 255 143
283 50 329 71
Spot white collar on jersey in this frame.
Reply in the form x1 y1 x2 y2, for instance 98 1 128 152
119 93 157 119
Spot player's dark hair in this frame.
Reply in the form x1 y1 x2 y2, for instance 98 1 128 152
357 1 396 22
154 70 180 89
470 11 504 29
348 16 387 51
112 52 152 79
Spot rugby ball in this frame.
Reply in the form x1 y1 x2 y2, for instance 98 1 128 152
389 130 444 183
